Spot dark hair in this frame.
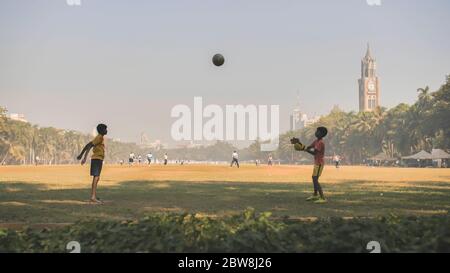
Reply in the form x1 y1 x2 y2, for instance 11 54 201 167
316 127 328 138
97 123 107 135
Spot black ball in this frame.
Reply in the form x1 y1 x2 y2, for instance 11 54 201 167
212 54 225 66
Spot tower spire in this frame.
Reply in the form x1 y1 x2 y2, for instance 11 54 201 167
359 43 380 112
365 43 372 59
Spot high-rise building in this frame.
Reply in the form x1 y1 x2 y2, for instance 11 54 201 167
290 109 303 131
290 92 321 131
358 44 381 112
290 92 303 131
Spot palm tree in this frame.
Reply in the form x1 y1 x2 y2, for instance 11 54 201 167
277 131 298 163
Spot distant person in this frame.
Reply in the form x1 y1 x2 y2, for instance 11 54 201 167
35 156 40 166
292 126 328 204
138 155 142 164
164 153 168 165
268 154 273 166
255 159 259 166
129 152 135 165
333 155 340 168
119 159 124 166
147 152 153 164
231 151 239 168
77 123 108 204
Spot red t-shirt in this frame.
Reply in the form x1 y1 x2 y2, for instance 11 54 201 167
311 139 325 165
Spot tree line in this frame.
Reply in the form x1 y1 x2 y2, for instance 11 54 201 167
275 75 450 164
1 75 448 165
0 111 146 165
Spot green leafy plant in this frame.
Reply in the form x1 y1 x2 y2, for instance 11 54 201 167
0 209 449 253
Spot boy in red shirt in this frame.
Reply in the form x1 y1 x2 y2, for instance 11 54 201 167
291 127 328 204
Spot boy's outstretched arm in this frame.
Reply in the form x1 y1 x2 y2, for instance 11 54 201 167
77 142 94 164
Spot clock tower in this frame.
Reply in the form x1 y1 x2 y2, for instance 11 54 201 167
358 44 380 112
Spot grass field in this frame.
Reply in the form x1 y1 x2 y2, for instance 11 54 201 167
1 164 449 226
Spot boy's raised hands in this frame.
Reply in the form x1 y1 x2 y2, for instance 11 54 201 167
291 137 306 151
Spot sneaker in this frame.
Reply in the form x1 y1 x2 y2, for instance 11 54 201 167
306 195 319 201
314 198 327 204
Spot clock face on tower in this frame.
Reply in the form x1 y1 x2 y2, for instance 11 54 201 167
368 81 376 93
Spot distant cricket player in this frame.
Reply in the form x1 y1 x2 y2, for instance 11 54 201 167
268 154 273 166
129 152 135 165
77 123 108 204
333 154 340 168
164 153 168 165
231 150 239 168
291 126 328 204
146 152 153 164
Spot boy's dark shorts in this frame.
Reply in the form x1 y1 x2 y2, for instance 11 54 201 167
90 159 103 177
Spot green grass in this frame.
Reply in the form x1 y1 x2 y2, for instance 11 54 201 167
1 165 449 253
1 177 449 225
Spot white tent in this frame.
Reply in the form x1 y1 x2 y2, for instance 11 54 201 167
431 149 450 159
402 150 433 160
431 149 450 168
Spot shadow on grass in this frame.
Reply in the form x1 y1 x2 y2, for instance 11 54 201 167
0 179 449 224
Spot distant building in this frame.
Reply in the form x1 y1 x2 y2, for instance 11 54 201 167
290 108 303 131
290 112 321 131
358 43 381 112
148 139 164 150
303 115 321 127
140 133 168 150
8 113 27 123
289 95 321 131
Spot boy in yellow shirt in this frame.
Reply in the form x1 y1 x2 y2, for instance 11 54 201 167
77 124 107 204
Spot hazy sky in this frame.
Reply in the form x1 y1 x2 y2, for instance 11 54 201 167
1 0 449 145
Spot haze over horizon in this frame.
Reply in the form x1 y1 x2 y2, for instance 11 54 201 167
1 0 449 146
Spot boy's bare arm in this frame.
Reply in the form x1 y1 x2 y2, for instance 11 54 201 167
77 142 94 162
